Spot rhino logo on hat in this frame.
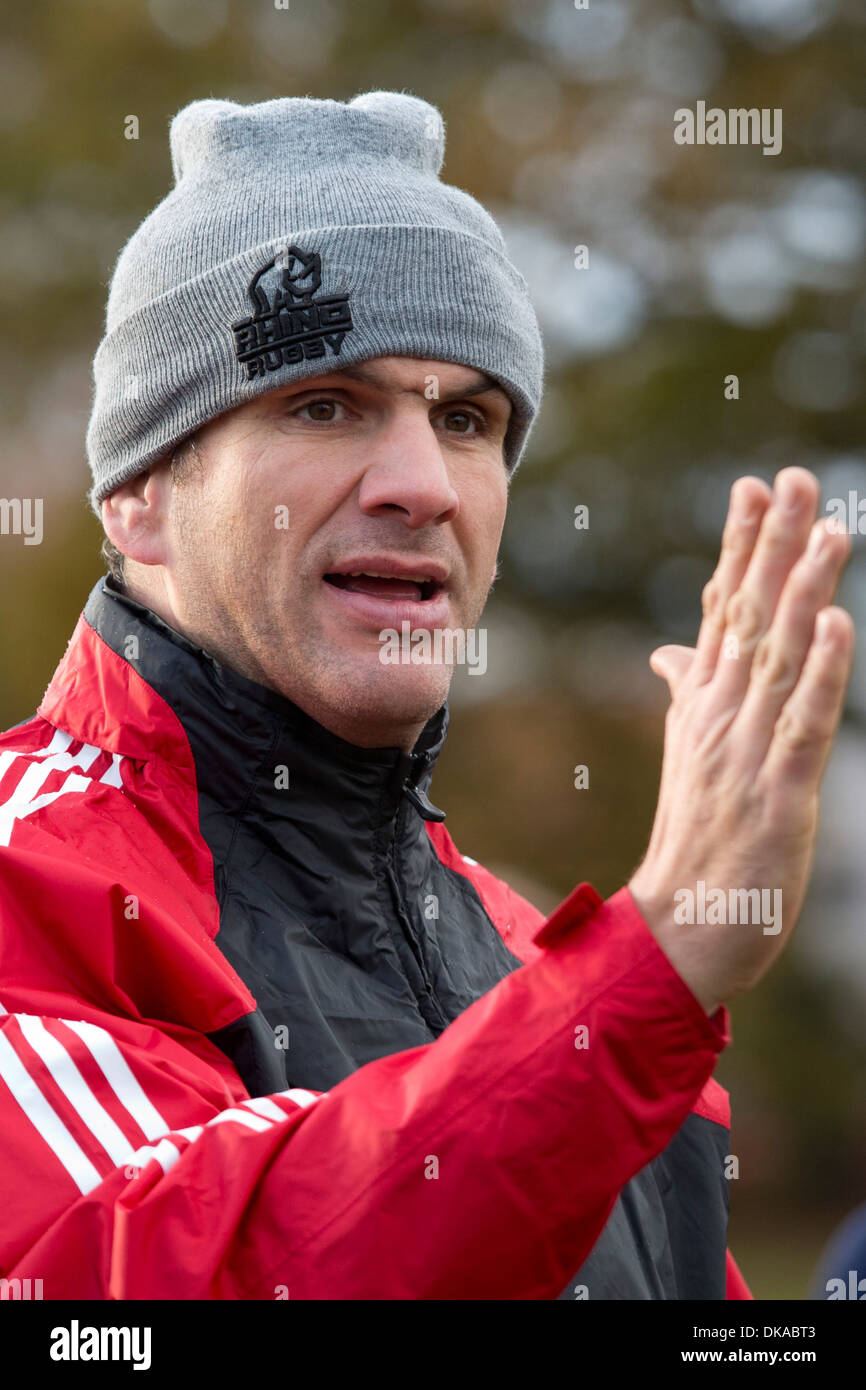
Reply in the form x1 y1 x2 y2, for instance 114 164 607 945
249 245 322 313
231 243 354 380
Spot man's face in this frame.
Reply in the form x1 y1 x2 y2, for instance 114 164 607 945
118 356 512 749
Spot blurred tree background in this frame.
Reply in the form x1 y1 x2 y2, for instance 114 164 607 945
1 0 865 1298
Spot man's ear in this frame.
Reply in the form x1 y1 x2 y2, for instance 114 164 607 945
100 461 173 568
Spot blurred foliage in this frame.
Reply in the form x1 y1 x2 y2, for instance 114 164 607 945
2 0 866 1297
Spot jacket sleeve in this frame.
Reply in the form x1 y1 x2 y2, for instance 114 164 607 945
726 1248 753 1299
1 883 730 1300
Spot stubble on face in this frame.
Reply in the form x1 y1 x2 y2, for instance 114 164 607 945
165 476 497 746
142 364 510 749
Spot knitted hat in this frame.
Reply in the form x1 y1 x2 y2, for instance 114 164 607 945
86 90 545 515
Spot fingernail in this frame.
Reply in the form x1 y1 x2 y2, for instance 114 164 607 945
817 611 833 644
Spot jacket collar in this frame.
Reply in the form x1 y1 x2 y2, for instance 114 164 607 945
45 576 449 838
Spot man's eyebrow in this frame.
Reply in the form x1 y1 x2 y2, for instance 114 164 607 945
287 364 511 406
449 375 511 403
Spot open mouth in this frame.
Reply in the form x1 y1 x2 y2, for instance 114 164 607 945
323 572 443 603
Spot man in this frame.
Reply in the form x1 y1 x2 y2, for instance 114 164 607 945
0 91 852 1300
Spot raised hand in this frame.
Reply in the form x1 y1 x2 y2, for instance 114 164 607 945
628 467 854 1015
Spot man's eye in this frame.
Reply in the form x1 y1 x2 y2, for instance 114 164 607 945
438 409 486 435
293 398 347 422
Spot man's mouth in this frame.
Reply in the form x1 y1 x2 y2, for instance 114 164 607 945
323 571 443 603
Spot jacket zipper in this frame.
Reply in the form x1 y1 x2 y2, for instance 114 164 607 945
381 750 450 1032
401 748 446 822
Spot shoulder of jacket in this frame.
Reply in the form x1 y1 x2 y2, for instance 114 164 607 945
425 820 547 964
0 715 132 833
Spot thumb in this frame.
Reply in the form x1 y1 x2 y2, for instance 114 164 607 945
649 644 695 698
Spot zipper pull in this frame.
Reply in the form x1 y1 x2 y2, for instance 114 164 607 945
403 780 447 822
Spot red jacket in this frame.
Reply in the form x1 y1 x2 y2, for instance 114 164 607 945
0 579 751 1299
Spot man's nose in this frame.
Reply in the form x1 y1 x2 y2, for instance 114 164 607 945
356 406 460 528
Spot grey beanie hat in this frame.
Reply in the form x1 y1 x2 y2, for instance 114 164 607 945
86 89 545 515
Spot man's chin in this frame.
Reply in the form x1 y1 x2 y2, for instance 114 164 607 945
302 655 451 746
342 658 451 716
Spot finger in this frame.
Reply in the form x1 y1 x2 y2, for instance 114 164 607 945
762 606 855 791
649 644 695 700
706 467 820 709
691 477 773 684
734 519 850 762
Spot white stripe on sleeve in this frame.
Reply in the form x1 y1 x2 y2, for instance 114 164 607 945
61 1017 169 1140
0 1027 102 1194
279 1088 324 1109
207 1107 273 1133
242 1096 289 1122
126 1137 183 1176
15 1015 136 1168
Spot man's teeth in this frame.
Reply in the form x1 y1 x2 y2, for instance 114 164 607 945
346 571 432 582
